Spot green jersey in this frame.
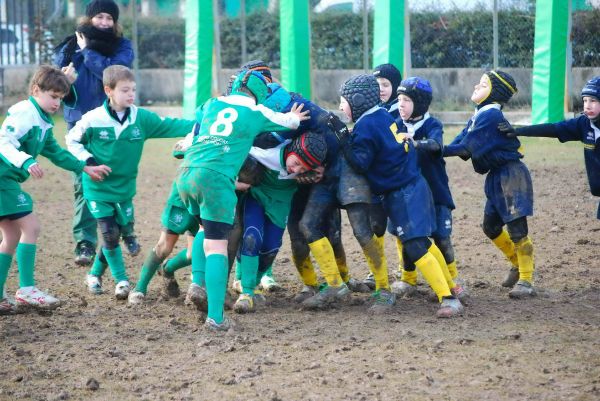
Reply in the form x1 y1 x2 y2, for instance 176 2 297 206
248 143 298 228
181 94 300 180
66 102 194 202
0 97 84 189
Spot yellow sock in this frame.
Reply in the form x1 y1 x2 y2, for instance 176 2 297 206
363 235 389 290
336 256 349 283
515 236 534 283
491 230 518 268
394 237 405 273
401 269 418 286
308 238 343 287
293 255 318 287
414 251 451 302
429 243 455 289
447 261 458 280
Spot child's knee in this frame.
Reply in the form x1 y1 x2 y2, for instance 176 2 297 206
506 217 528 243
98 217 120 249
481 214 503 239
241 226 262 256
403 237 432 264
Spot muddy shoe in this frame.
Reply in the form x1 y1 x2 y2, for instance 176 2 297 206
260 275 282 292
508 280 537 299
346 277 371 293
204 316 235 332
224 291 237 310
115 281 131 300
436 297 464 318
253 290 267 308
160 270 180 298
302 283 350 310
15 287 61 310
233 293 256 314
390 280 417 297
231 279 242 294
74 241 95 266
185 283 207 311
128 291 145 305
369 289 396 314
85 274 103 295
293 285 319 303
362 273 376 290
450 284 471 306
501 268 520 288
0 297 16 315
123 236 141 256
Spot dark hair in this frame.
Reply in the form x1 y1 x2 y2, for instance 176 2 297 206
29 65 71 95
78 15 123 37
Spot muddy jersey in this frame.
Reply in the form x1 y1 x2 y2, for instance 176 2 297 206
249 143 298 228
66 101 194 202
181 94 300 180
0 97 84 189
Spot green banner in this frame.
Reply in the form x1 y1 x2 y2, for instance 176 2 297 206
280 0 311 98
373 0 405 74
531 0 569 123
183 0 213 119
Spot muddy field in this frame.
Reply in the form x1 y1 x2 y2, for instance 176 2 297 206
1 132 599 401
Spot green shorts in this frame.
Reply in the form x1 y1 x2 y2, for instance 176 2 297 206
176 167 236 225
0 187 33 218
87 199 135 226
161 204 199 235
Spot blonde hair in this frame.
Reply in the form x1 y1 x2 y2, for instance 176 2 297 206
29 65 71 95
78 16 123 37
103 65 135 89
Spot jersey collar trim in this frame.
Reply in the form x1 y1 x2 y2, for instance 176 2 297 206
28 96 53 125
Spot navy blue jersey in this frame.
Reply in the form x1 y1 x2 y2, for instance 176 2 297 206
552 115 600 196
398 116 455 209
345 106 421 194
447 105 522 174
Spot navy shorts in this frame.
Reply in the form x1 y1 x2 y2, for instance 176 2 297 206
484 160 533 224
432 204 453 239
384 176 436 242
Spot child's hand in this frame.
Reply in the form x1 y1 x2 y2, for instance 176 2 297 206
61 63 77 84
75 31 87 50
27 163 44 179
235 181 251 191
290 103 310 122
327 113 350 142
84 164 112 182
295 166 324 184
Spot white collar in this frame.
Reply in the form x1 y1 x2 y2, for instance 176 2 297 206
355 105 383 124
403 113 430 138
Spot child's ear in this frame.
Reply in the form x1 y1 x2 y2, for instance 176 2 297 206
104 85 112 97
31 84 40 96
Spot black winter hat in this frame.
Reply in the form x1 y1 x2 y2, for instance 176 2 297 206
397 77 433 120
483 70 517 104
288 131 327 169
340 74 380 122
86 0 120 22
373 63 402 97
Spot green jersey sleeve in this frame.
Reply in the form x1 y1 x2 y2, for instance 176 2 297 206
137 108 196 140
41 129 85 173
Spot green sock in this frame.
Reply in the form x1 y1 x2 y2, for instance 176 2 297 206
234 259 242 281
103 246 128 282
89 250 108 277
205 254 228 324
191 231 206 286
256 264 273 283
163 248 191 275
240 255 259 295
135 249 163 294
16 243 36 287
0 253 13 296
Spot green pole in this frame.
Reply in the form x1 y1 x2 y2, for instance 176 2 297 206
372 0 405 74
279 0 311 98
183 0 213 119
531 0 569 123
